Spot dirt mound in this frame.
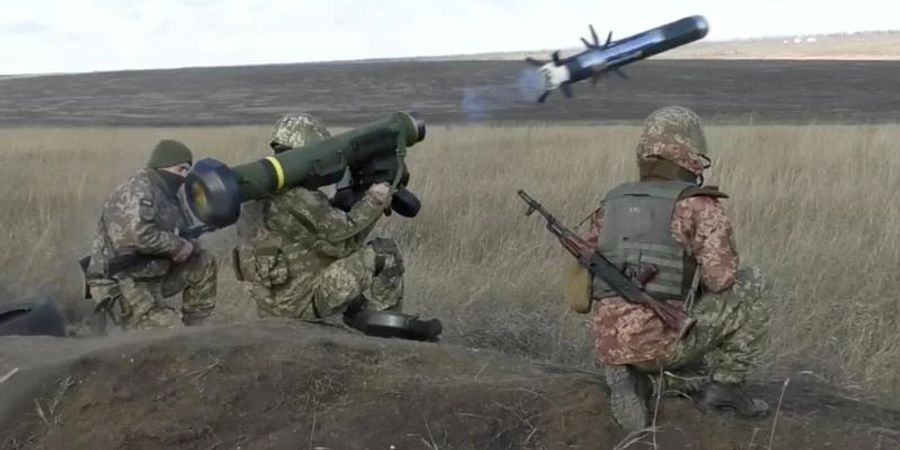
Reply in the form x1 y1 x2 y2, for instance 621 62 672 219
1 320 898 449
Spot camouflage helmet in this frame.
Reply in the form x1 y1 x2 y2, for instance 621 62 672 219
269 113 331 152
635 106 709 175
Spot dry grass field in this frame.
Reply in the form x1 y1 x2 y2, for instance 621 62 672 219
1 123 898 409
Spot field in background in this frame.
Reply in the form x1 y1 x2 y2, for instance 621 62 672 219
3 60 899 127
439 32 900 61
1 124 898 407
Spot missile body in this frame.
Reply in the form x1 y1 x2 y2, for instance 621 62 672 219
527 15 709 102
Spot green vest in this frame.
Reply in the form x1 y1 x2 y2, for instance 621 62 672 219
593 180 720 301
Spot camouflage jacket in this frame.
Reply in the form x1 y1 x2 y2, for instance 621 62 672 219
86 168 190 280
583 194 740 364
244 187 388 299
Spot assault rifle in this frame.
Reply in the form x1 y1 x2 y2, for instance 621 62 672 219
106 224 213 273
517 190 694 335
79 224 215 289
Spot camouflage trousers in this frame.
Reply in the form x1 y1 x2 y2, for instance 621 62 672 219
87 250 218 331
629 267 772 388
251 238 404 320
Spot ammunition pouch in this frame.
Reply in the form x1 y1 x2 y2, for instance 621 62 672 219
562 260 592 314
232 245 289 287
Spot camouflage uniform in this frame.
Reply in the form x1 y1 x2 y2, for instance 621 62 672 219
582 106 771 429
85 167 217 331
234 113 404 320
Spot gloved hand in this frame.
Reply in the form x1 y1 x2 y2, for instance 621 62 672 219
367 182 391 205
171 238 194 263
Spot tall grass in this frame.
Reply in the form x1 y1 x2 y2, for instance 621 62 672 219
1 123 898 405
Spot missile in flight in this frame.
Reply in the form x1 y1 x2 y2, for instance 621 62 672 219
526 15 709 102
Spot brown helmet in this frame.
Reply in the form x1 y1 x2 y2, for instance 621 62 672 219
635 106 709 176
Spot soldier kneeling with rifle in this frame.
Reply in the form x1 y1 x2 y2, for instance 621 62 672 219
521 106 771 431
81 140 218 332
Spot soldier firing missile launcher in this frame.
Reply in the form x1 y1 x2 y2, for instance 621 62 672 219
526 15 709 102
184 111 426 229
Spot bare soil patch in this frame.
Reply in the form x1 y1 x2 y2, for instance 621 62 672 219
1 321 897 449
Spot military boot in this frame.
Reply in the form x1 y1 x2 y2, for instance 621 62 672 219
693 382 769 417
341 295 368 330
181 313 207 327
407 317 443 342
604 364 650 431
656 371 710 398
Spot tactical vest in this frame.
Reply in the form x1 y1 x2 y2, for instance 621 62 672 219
592 180 724 301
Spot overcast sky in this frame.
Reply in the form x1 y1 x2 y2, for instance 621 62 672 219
0 0 896 75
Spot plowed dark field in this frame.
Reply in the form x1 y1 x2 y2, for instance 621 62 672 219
2 59 898 126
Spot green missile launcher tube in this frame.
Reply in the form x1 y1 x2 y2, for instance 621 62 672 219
184 111 426 228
